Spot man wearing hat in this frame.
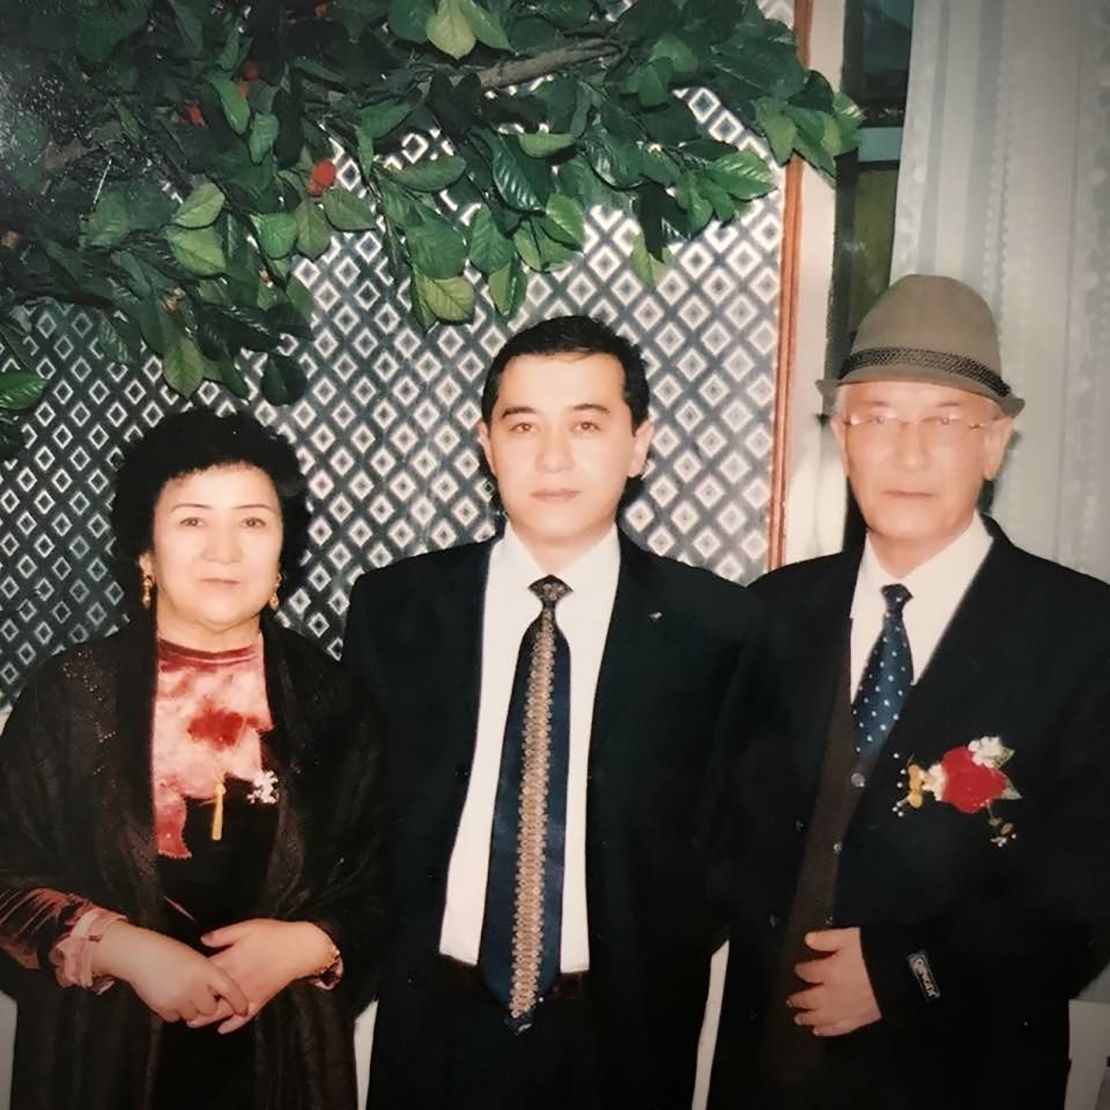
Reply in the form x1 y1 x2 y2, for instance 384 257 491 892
709 275 1110 1108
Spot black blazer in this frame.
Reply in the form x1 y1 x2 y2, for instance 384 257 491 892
343 532 765 1109
711 523 1110 1109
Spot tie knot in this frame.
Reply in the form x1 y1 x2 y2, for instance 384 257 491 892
881 583 912 616
531 575 571 609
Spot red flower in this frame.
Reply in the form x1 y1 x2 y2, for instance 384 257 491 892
314 2 332 16
242 60 260 81
939 746 1009 814
182 101 204 127
238 80 251 99
306 158 337 196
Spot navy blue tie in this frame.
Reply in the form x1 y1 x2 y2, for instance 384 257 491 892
478 576 571 1032
852 584 913 755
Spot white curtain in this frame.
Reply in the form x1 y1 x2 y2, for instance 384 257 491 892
892 0 1110 580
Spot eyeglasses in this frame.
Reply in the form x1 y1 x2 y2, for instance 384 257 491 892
840 412 996 448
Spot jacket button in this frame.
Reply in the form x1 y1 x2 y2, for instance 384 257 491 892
832 840 843 854
425 866 441 883
405 971 420 986
454 765 470 782
850 771 866 788
768 913 779 928
794 819 805 832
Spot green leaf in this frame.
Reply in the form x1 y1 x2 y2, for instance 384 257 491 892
208 76 251 135
251 212 299 259
322 188 377 232
215 23 242 71
166 226 226 276
641 147 680 186
111 251 154 297
541 0 591 31
512 224 543 271
333 0 387 39
355 126 376 178
535 225 575 268
467 205 515 275
489 134 550 212
517 132 575 159
357 98 415 139
287 277 316 323
249 113 280 164
0 370 46 411
649 32 700 75
261 352 308 405
675 176 711 233
217 357 250 399
6 116 47 194
488 260 527 317
633 62 670 108
708 150 775 200
86 189 131 249
754 99 797 165
174 182 226 229
412 270 475 322
457 0 511 49
586 133 642 189
389 0 433 41
407 214 467 279
427 0 476 58
389 156 467 192
629 232 669 288
699 178 736 221
540 194 584 249
169 0 204 57
558 156 602 207
162 333 207 398
97 312 142 367
295 202 333 260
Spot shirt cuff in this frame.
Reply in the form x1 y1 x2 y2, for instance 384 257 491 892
50 907 126 992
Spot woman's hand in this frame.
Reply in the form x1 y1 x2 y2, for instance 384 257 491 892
189 919 337 1033
92 921 249 1023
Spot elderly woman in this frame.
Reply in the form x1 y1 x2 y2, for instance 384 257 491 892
0 410 384 1109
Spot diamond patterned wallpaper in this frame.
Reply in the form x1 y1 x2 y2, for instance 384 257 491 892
1 2 792 713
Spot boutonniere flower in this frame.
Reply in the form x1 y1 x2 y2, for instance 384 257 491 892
894 737 1021 846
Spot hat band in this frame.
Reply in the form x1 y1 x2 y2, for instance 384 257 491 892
840 346 1011 399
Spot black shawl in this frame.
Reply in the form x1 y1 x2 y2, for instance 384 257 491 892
0 614 386 1109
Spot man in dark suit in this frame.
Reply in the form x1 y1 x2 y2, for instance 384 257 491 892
710 275 1110 1109
344 315 764 1109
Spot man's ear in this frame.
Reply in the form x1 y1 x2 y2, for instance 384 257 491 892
477 421 496 477
627 419 654 478
983 415 1014 481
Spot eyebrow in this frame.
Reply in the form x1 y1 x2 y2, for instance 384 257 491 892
168 502 278 511
498 402 612 418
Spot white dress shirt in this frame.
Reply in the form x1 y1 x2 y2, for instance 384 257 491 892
438 523 620 971
849 515 993 697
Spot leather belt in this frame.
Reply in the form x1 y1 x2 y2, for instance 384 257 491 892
437 955 589 1002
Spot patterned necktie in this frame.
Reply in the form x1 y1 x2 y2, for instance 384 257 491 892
852 583 913 755
479 575 571 1032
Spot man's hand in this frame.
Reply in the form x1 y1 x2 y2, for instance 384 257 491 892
188 919 337 1034
92 921 249 1024
786 927 881 1037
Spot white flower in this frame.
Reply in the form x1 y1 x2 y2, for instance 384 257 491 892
969 736 1007 767
247 769 279 805
923 762 947 800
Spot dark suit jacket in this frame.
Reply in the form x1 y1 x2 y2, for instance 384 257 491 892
711 522 1110 1110
343 531 764 1109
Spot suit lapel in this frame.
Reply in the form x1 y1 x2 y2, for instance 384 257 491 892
424 543 490 776
590 534 664 763
788 555 858 803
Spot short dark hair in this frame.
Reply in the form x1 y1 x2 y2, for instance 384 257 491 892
111 409 310 608
480 315 651 427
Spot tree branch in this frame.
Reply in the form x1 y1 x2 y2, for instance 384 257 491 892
477 40 622 90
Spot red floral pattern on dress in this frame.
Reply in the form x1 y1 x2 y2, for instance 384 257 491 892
151 639 273 859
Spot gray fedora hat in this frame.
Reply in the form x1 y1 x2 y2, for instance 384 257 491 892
817 274 1024 417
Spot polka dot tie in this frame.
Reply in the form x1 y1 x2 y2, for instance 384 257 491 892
852 584 914 755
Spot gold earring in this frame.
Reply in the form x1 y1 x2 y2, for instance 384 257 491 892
269 572 282 612
140 573 154 610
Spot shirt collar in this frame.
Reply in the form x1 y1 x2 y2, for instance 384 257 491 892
499 522 621 602
855 513 992 612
